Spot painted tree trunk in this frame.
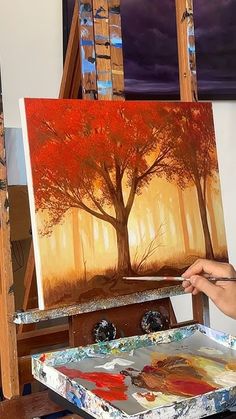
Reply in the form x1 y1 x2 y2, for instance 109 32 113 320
72 208 83 277
206 181 219 252
194 175 214 259
177 187 190 253
115 222 132 274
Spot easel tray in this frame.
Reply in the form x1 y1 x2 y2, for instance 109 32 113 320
32 324 236 418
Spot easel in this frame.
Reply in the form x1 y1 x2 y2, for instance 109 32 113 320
0 1 208 416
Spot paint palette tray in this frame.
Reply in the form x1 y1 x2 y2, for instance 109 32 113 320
32 324 236 418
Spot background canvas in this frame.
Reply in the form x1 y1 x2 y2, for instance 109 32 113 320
62 0 236 100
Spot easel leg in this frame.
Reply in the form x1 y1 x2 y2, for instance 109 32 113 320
18 242 37 335
0 121 19 398
192 293 204 324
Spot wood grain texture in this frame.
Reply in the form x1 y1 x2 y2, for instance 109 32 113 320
17 324 69 357
0 391 62 419
79 0 98 99
69 299 171 346
108 0 124 100
93 0 113 99
175 0 198 101
60 0 81 98
192 293 204 325
0 107 20 398
18 243 36 335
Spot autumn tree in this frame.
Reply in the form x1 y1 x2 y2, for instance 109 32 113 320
25 99 177 275
166 103 217 258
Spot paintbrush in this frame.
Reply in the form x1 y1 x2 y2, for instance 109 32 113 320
123 276 236 282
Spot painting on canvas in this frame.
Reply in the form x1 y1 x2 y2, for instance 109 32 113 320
20 99 227 308
121 0 236 100
64 0 236 100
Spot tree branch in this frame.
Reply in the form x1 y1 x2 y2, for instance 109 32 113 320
60 181 117 227
137 146 171 183
76 199 117 227
83 184 115 220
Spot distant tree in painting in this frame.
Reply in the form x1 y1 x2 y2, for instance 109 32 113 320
166 103 217 258
25 100 217 274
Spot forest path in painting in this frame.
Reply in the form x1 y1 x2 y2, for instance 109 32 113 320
22 99 227 308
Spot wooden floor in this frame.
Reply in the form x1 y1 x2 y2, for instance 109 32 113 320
0 390 73 419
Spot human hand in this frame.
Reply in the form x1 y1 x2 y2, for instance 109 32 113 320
182 258 236 319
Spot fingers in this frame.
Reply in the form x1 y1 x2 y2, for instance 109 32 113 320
182 280 200 295
182 258 235 279
186 275 221 303
182 280 190 288
182 259 214 278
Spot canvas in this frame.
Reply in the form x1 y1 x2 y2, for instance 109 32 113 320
121 0 236 100
32 324 236 418
63 0 236 100
20 99 227 309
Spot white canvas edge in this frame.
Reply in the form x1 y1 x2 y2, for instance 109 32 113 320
19 98 45 309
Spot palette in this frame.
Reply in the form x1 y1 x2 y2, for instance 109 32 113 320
32 324 236 418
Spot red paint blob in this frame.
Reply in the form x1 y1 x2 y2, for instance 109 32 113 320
167 377 216 397
57 366 128 402
93 387 127 401
39 354 46 362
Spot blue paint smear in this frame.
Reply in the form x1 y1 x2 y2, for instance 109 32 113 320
82 59 96 74
188 27 195 36
67 391 82 408
81 47 96 74
111 36 122 48
80 1 92 13
214 390 229 412
80 3 92 14
98 87 113 96
98 80 112 96
81 39 94 47
188 45 195 53
98 80 112 89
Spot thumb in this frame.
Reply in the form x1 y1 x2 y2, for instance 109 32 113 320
189 275 221 302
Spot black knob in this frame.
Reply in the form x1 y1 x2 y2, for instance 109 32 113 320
93 319 116 343
141 310 166 333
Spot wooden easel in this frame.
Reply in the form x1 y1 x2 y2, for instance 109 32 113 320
0 1 208 415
